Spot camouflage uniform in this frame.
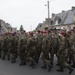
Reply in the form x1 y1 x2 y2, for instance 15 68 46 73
69 32 75 68
57 34 73 74
18 37 27 66
0 37 2 58
27 36 37 68
1 36 8 60
7 37 11 60
49 33 59 66
41 35 50 69
10 35 18 63
34 33 42 63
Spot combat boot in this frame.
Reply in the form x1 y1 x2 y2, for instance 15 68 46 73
35 59 38 64
19 61 24 66
2 56 5 60
71 61 75 68
13 60 16 63
11 59 14 63
71 64 75 68
57 67 64 72
41 64 47 69
0 54 1 58
23 61 26 65
67 67 74 74
7 57 10 61
30 61 35 68
48 65 53 71
19 63 24 66
7 54 10 60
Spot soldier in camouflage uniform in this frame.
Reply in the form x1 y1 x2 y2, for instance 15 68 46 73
6 35 11 60
1 35 8 60
34 31 43 64
18 36 27 66
41 33 51 70
10 34 18 63
0 36 2 58
57 32 73 74
49 32 60 67
68 30 75 68
27 33 37 68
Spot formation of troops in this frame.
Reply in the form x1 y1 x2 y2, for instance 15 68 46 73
0 28 75 74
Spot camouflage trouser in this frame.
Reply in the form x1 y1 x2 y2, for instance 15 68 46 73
73 55 75 62
0 49 1 57
10 51 17 62
68 50 75 64
41 52 50 66
19 53 27 63
35 50 41 63
2 50 7 59
59 56 69 68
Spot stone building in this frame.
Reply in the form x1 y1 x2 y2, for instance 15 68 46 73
36 6 75 31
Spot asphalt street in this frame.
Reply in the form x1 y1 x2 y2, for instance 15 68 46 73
0 56 75 75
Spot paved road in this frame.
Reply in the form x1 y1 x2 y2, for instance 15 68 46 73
0 56 75 75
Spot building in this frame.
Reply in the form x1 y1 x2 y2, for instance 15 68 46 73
36 18 50 31
36 6 75 31
0 19 17 34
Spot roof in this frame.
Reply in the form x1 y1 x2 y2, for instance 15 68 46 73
51 8 75 25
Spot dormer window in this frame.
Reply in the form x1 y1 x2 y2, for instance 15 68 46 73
55 20 58 25
58 18 61 24
51 20 53 25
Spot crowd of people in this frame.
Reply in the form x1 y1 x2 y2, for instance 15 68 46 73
0 28 75 74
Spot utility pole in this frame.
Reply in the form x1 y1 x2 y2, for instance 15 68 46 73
48 0 50 19
47 0 50 30
45 0 50 30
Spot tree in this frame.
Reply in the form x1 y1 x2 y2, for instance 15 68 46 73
20 25 24 32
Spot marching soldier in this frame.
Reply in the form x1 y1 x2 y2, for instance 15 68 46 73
10 34 18 63
1 35 8 60
18 37 27 66
0 36 2 58
27 33 37 68
41 33 51 70
68 30 75 68
57 32 73 74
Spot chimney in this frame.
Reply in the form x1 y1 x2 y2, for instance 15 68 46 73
72 6 75 11
52 13 55 17
62 10 65 12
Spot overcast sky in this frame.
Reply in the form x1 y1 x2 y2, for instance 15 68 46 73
0 0 75 31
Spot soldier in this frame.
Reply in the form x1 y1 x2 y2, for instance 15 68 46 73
27 33 37 68
0 36 2 58
57 32 73 74
7 35 11 60
1 35 8 60
68 30 75 68
18 37 27 66
49 31 59 66
34 30 43 64
6 35 11 60
41 33 52 71
10 34 18 63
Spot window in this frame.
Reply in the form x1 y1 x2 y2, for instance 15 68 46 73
58 18 61 24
